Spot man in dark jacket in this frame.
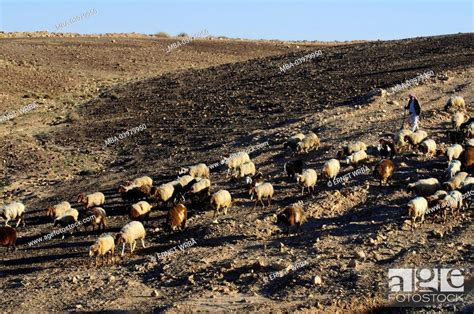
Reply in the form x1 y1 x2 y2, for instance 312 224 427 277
405 94 421 131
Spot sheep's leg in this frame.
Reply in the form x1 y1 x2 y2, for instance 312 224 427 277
131 241 136 253
15 218 21 228
301 187 305 196
260 199 265 207
5 219 9 226
141 238 146 249
121 244 126 256
223 207 228 215
267 197 271 207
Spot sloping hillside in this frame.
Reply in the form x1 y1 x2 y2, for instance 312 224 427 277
0 33 473 312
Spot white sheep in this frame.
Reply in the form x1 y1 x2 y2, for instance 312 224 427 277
250 182 274 208
63 208 79 221
77 192 105 209
419 139 437 158
179 163 210 178
296 132 320 153
296 169 317 195
233 161 256 178
440 190 464 220
337 141 367 158
407 196 428 228
460 176 474 189
226 152 251 177
115 221 146 257
407 178 440 197
89 234 115 265
405 130 428 147
344 150 368 167
445 144 464 162
394 129 413 150
127 176 153 188
0 202 25 227
189 178 211 194
129 201 153 221
155 183 175 202
444 96 466 112
176 175 195 187
466 139 474 147
210 190 232 218
46 201 71 219
452 112 466 130
322 159 340 180
443 172 468 191
447 160 462 178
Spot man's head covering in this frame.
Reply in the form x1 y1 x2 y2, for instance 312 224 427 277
409 93 416 99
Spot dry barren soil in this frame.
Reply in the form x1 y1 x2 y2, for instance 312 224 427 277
0 33 473 313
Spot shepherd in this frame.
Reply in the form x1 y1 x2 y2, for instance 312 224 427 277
405 94 421 132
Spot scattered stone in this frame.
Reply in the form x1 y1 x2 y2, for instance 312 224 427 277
151 290 159 297
432 229 444 238
348 259 358 268
355 250 366 261
313 275 323 286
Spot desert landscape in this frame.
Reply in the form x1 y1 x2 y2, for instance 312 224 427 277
0 31 473 313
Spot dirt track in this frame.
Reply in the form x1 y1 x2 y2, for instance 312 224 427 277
0 33 473 312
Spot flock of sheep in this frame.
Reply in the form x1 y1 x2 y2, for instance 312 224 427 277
0 95 472 266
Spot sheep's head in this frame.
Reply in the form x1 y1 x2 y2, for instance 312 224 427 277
442 182 453 191
344 156 351 165
244 176 253 187
249 187 256 200
76 193 86 203
115 233 125 245
276 211 288 225
46 207 55 217
406 183 415 193
178 167 189 175
336 150 344 158
295 173 303 183
118 185 128 193
89 244 99 257
296 142 304 153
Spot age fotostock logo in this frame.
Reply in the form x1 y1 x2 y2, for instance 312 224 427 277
387 268 466 306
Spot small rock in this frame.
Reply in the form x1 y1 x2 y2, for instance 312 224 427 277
188 275 196 285
432 229 444 238
313 275 322 286
355 250 366 260
348 259 358 268
151 290 159 297
109 275 116 282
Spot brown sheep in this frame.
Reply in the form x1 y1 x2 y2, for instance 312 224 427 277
0 226 17 252
276 202 305 234
459 146 474 170
83 207 107 231
373 159 395 186
167 204 187 232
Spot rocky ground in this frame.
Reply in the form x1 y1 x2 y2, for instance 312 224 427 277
0 33 473 312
